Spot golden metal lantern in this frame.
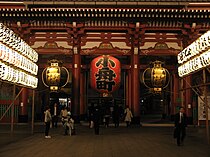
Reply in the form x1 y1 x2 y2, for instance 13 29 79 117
142 61 170 93
42 59 69 91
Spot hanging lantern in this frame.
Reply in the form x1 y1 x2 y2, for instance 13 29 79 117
142 61 170 93
90 55 121 94
42 59 69 91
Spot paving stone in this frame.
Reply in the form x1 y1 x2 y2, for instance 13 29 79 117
0 123 209 157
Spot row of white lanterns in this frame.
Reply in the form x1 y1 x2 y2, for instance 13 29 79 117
0 42 38 75
0 60 38 88
0 23 38 63
178 48 210 77
0 23 38 88
178 30 210 65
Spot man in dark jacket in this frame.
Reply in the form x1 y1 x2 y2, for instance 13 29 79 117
93 106 101 135
174 106 187 146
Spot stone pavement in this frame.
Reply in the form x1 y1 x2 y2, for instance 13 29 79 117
0 123 210 157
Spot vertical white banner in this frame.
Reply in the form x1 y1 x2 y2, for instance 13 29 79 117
198 96 210 120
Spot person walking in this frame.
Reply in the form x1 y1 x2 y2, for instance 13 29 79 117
44 106 52 138
124 106 133 127
174 106 187 146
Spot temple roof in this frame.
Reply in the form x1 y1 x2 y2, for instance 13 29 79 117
1 0 210 7
0 7 209 23
0 0 209 50
1 0 209 2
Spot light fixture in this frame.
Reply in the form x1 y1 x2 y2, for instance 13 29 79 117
0 1 24 4
178 30 210 77
42 59 69 91
142 61 170 94
0 23 38 88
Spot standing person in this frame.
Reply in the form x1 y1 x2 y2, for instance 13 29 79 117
174 106 187 146
60 106 69 135
124 106 133 127
93 106 101 135
88 103 94 128
44 106 52 138
51 103 59 128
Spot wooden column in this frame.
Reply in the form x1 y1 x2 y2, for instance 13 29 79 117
126 69 132 109
185 75 192 118
31 90 35 135
11 84 16 134
72 48 81 122
172 73 179 114
130 49 140 123
180 78 185 108
203 69 209 144
20 88 28 115
19 88 28 122
80 70 86 119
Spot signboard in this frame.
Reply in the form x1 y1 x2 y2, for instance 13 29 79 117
198 96 210 120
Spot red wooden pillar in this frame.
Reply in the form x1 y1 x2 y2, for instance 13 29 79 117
19 88 28 122
80 70 86 118
185 75 192 118
131 50 140 123
20 88 28 115
126 69 132 109
72 49 81 121
172 73 179 114
180 78 185 108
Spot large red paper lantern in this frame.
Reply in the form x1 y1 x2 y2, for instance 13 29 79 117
90 55 121 93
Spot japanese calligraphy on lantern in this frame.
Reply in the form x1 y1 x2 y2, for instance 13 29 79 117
90 55 121 93
178 30 210 65
177 30 210 77
142 61 170 93
46 66 60 85
42 60 69 91
0 23 38 88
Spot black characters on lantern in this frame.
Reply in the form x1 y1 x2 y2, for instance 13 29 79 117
42 60 70 92
46 67 60 85
95 56 116 92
